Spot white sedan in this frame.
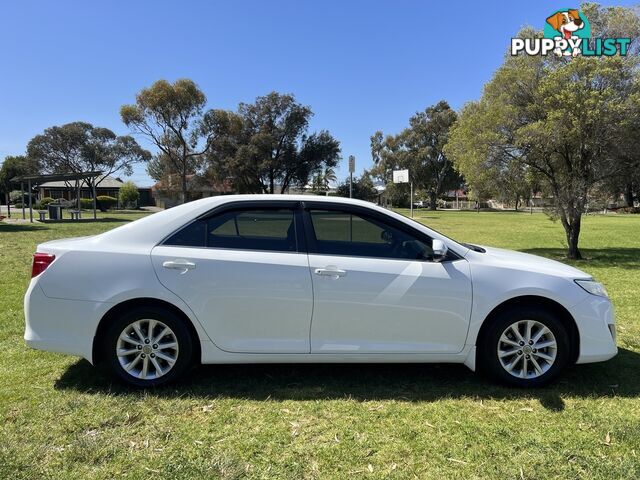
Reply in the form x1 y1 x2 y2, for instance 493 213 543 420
24 195 617 388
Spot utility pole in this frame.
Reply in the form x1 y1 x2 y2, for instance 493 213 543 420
348 155 355 198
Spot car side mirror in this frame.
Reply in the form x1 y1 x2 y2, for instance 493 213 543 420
432 239 448 262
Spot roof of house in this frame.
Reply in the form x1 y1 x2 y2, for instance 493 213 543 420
11 171 103 184
39 176 125 188
152 175 233 194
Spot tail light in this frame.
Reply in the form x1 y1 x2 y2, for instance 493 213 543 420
32 253 55 278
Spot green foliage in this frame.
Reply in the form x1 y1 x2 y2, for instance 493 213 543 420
96 195 117 211
371 101 460 210
80 198 94 209
310 166 338 193
445 9 640 258
39 197 55 207
118 181 139 208
26 123 151 193
9 190 23 203
0 156 40 196
617 206 640 214
121 79 210 204
336 171 378 202
206 92 341 194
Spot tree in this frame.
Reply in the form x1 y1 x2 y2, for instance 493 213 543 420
26 122 150 197
310 166 338 194
207 92 341 194
581 3 640 207
371 101 461 210
446 22 639 259
118 181 140 208
336 171 378 202
0 155 40 213
121 79 216 204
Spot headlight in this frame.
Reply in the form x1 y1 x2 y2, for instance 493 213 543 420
575 279 608 298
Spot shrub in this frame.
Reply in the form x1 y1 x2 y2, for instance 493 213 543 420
118 181 139 209
9 190 22 204
96 195 117 212
79 198 94 209
39 197 55 207
14 202 23 209
617 206 640 214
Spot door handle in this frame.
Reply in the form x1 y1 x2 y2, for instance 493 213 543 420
314 267 347 278
162 260 196 274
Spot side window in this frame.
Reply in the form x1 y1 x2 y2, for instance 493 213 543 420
165 208 298 251
308 209 434 260
208 208 297 252
164 219 206 247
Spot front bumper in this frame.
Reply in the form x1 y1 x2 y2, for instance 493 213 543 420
572 294 617 364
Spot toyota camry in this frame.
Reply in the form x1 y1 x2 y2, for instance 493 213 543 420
24 195 617 388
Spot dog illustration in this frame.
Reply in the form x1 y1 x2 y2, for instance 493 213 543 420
546 9 584 56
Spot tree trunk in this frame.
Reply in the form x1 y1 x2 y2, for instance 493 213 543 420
563 213 582 260
181 173 187 204
515 194 520 211
624 183 634 207
429 191 437 210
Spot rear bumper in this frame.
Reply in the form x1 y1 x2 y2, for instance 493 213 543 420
24 280 106 363
573 295 617 364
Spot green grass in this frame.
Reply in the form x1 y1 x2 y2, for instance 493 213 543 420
1 210 639 479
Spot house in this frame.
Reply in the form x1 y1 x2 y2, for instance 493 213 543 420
38 176 154 206
151 175 234 209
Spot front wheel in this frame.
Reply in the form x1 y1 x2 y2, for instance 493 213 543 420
480 307 571 387
103 306 194 388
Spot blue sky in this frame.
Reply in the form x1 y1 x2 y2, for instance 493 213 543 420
0 1 636 186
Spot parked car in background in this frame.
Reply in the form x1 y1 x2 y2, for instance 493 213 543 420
413 200 425 208
24 195 617 388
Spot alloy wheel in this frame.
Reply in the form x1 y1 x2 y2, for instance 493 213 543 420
497 319 558 379
116 319 179 380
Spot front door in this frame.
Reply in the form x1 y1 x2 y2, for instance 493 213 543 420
304 206 472 354
152 204 313 353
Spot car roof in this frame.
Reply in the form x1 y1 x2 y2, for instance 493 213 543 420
97 194 468 255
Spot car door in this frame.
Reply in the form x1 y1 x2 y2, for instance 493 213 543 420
151 202 313 353
303 204 472 354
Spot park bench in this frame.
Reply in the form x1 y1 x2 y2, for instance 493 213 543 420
69 210 81 220
38 210 47 221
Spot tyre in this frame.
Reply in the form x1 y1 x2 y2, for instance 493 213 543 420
480 306 570 387
103 306 194 388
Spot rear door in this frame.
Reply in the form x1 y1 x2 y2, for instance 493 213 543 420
303 203 472 354
151 201 313 353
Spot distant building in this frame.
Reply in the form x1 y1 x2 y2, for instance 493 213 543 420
38 176 154 206
151 175 234 209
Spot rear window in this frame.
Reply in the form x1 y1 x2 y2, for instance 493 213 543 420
164 208 297 252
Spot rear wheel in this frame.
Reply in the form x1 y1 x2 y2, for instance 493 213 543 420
103 306 193 387
480 306 570 387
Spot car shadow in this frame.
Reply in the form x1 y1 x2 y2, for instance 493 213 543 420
54 348 640 412
521 247 640 270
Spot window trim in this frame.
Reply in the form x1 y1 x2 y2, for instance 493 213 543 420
301 202 461 263
160 200 305 254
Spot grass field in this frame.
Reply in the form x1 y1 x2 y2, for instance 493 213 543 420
1 209 639 479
